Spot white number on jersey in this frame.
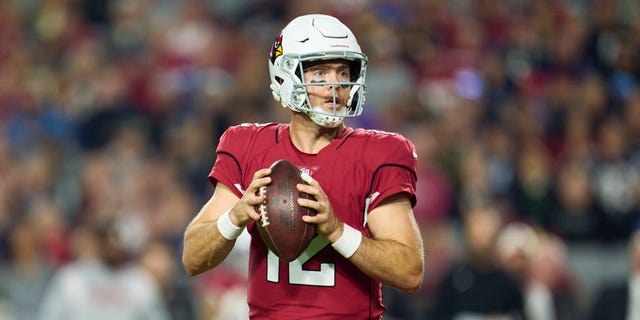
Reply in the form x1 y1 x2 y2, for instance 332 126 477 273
266 236 335 287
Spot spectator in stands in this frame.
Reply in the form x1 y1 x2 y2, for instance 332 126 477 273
38 217 170 320
550 159 605 243
428 204 524 318
0 215 54 320
525 233 583 320
589 229 640 320
591 116 640 242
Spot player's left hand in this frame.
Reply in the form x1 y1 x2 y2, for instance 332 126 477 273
297 176 344 243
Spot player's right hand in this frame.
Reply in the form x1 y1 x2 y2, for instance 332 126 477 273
229 168 271 227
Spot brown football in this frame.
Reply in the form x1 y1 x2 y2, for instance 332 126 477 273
256 159 317 262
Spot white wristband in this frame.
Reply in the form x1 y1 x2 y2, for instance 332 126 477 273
217 209 243 240
331 223 362 258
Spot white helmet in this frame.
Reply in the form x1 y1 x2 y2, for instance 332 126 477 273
268 14 367 127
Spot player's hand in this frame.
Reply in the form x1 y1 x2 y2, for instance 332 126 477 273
297 176 344 243
229 168 271 227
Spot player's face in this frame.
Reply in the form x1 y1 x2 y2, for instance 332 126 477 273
303 60 351 112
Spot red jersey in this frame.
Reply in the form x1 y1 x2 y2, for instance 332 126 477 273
209 123 418 320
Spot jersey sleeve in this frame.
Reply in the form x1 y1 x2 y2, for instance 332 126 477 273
208 123 279 198
208 125 250 198
367 134 418 211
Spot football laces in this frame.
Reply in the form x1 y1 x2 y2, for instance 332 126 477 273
258 186 270 227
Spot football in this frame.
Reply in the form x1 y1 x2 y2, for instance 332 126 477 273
256 159 317 262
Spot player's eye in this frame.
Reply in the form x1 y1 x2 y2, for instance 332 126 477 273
305 69 327 83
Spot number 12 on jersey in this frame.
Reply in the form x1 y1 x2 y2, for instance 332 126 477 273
266 236 336 287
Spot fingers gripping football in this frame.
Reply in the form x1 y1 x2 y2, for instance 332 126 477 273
298 178 344 243
229 168 271 227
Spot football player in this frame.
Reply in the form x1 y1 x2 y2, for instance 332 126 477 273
182 14 424 319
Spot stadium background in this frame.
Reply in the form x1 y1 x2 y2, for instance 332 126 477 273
0 0 639 319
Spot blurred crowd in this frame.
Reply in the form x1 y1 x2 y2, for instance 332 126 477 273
1 0 640 319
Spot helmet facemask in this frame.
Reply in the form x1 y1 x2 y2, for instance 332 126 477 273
295 54 366 127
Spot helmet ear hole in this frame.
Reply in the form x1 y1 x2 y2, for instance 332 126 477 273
294 68 303 82
275 76 284 85
349 60 361 82
349 91 359 110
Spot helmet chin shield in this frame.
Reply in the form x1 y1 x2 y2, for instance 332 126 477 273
268 14 368 128
308 105 348 128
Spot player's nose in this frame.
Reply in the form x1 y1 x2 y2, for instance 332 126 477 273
326 72 347 91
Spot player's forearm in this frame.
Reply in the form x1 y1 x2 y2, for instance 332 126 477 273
350 236 424 294
181 220 235 276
